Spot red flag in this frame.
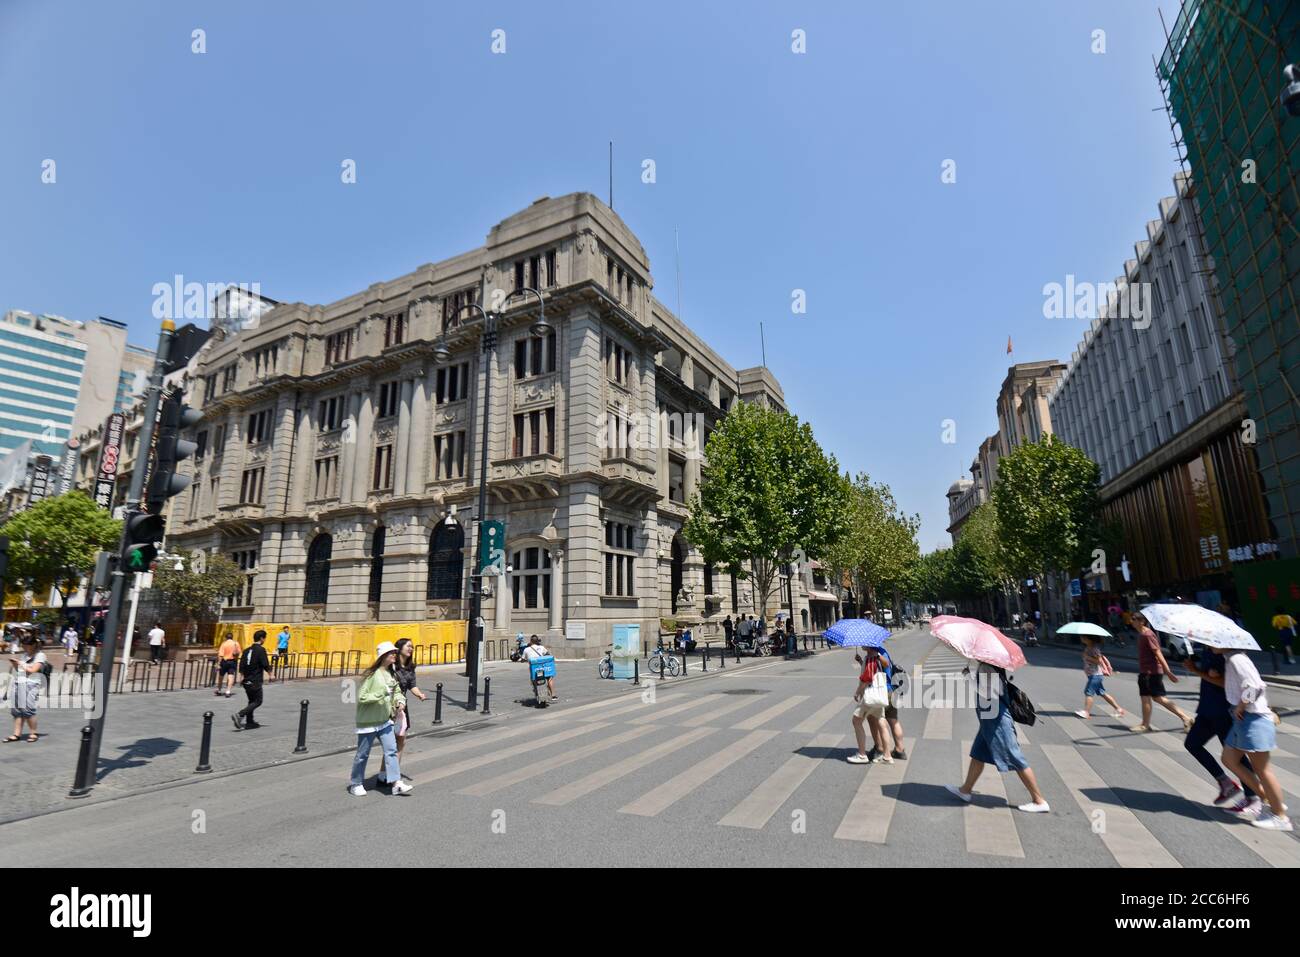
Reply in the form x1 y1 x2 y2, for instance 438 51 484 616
1006 335 1013 355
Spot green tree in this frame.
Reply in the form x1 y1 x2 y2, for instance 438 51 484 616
824 473 919 619
684 402 848 618
993 434 1103 591
0 491 121 609
151 552 246 638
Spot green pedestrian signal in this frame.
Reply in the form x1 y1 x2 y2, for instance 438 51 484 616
121 511 165 573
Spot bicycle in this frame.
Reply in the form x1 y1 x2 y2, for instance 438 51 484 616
598 647 614 679
647 645 681 678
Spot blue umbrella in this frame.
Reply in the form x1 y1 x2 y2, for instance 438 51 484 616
824 618 890 648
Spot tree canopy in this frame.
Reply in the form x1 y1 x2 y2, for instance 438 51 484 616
0 491 121 607
823 472 919 615
684 402 847 618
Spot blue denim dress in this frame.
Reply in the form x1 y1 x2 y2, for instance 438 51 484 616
970 685 1030 772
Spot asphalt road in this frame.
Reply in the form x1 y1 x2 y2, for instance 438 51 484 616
4 626 1300 868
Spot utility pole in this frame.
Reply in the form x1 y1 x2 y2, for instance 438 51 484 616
75 320 175 794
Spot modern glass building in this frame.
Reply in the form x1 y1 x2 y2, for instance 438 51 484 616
1159 0 1300 558
0 311 86 459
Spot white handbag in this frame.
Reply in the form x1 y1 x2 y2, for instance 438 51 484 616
860 671 891 709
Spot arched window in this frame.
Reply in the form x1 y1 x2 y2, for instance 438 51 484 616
368 525 386 603
304 533 333 605
427 523 464 600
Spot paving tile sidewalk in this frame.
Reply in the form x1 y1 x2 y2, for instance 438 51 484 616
0 647 787 824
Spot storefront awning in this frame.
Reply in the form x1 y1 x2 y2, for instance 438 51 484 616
808 590 840 603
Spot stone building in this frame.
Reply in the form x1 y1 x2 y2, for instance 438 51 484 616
159 193 811 655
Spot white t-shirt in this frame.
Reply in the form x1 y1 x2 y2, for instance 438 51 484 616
522 644 549 661
14 650 46 684
148 627 165 647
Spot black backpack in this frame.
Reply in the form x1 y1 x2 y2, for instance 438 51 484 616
1004 672 1036 726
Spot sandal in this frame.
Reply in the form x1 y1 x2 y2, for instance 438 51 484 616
3 735 19 742
24 734 37 742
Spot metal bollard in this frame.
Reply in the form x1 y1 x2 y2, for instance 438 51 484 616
720 646 725 669
433 682 444 725
69 725 95 797
681 653 688 675
702 648 708 672
294 700 309 753
482 676 492 715
467 678 477 712
195 711 214 773
634 658 640 686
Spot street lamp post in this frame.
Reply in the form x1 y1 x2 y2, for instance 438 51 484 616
440 287 550 709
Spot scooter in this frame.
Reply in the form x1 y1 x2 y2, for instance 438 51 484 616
1024 627 1039 648
509 633 527 663
733 633 772 657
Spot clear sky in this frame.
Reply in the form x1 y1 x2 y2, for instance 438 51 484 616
0 0 1185 551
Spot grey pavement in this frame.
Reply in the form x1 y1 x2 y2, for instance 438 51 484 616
4 625 1300 867
0 643 775 823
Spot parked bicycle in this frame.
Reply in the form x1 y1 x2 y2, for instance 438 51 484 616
598 647 614 679
647 644 681 677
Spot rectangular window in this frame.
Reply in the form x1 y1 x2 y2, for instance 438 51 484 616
441 287 478 331
373 445 394 490
377 381 400 418
513 413 525 457
604 521 636 597
384 312 407 348
239 467 264 505
511 547 552 610
326 329 354 366
668 459 685 503
606 338 629 384
512 408 553 456
514 335 556 379
195 431 208 459
246 409 271 445
435 362 469 402
545 249 557 287
251 343 280 378
318 395 342 432
314 456 338 499
433 431 467 480
222 365 237 392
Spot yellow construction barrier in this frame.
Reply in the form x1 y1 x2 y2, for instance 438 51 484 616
212 620 469 661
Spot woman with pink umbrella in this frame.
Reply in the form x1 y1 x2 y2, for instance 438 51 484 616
929 616 1050 814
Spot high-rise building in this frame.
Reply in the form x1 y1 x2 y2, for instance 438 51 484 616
0 310 88 459
1159 0 1300 558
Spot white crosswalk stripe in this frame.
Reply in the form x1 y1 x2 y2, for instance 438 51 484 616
620 730 778 817
1041 703 1112 749
1129 749 1300 868
719 733 843 829
960 739 1024 858
834 752 908 843
1038 743 1181 868
533 726 718 806
388 685 1298 867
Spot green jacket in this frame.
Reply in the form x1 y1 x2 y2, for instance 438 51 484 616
356 668 404 728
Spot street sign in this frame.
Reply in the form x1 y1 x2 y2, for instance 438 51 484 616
94 413 125 510
477 520 505 574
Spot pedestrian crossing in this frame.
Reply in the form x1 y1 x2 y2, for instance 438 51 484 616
378 683 1300 868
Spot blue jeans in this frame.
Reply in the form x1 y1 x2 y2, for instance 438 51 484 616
350 722 399 788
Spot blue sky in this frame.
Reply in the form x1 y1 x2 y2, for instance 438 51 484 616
0 0 1184 551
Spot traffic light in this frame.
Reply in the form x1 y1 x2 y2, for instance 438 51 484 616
146 392 203 512
122 511 165 573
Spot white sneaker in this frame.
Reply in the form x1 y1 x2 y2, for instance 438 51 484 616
1252 810 1294 831
1227 796 1262 818
391 781 413 796
847 753 871 764
945 784 972 804
348 785 366 797
1074 710 1090 720
1017 801 1051 813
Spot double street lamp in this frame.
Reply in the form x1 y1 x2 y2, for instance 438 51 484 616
439 287 550 708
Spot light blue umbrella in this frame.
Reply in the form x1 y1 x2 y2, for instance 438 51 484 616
824 618 890 648
1058 622 1112 639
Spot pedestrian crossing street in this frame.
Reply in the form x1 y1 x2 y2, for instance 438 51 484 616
372 664 1300 867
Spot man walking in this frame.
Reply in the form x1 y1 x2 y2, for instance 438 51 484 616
215 631 241 698
1132 613 1193 733
147 621 166 664
275 625 291 666
233 629 274 730
723 615 734 649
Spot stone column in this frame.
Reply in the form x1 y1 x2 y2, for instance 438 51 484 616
289 399 314 513
339 391 363 503
406 372 430 494
549 545 564 632
494 566 510 632
350 391 375 502
394 378 414 495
